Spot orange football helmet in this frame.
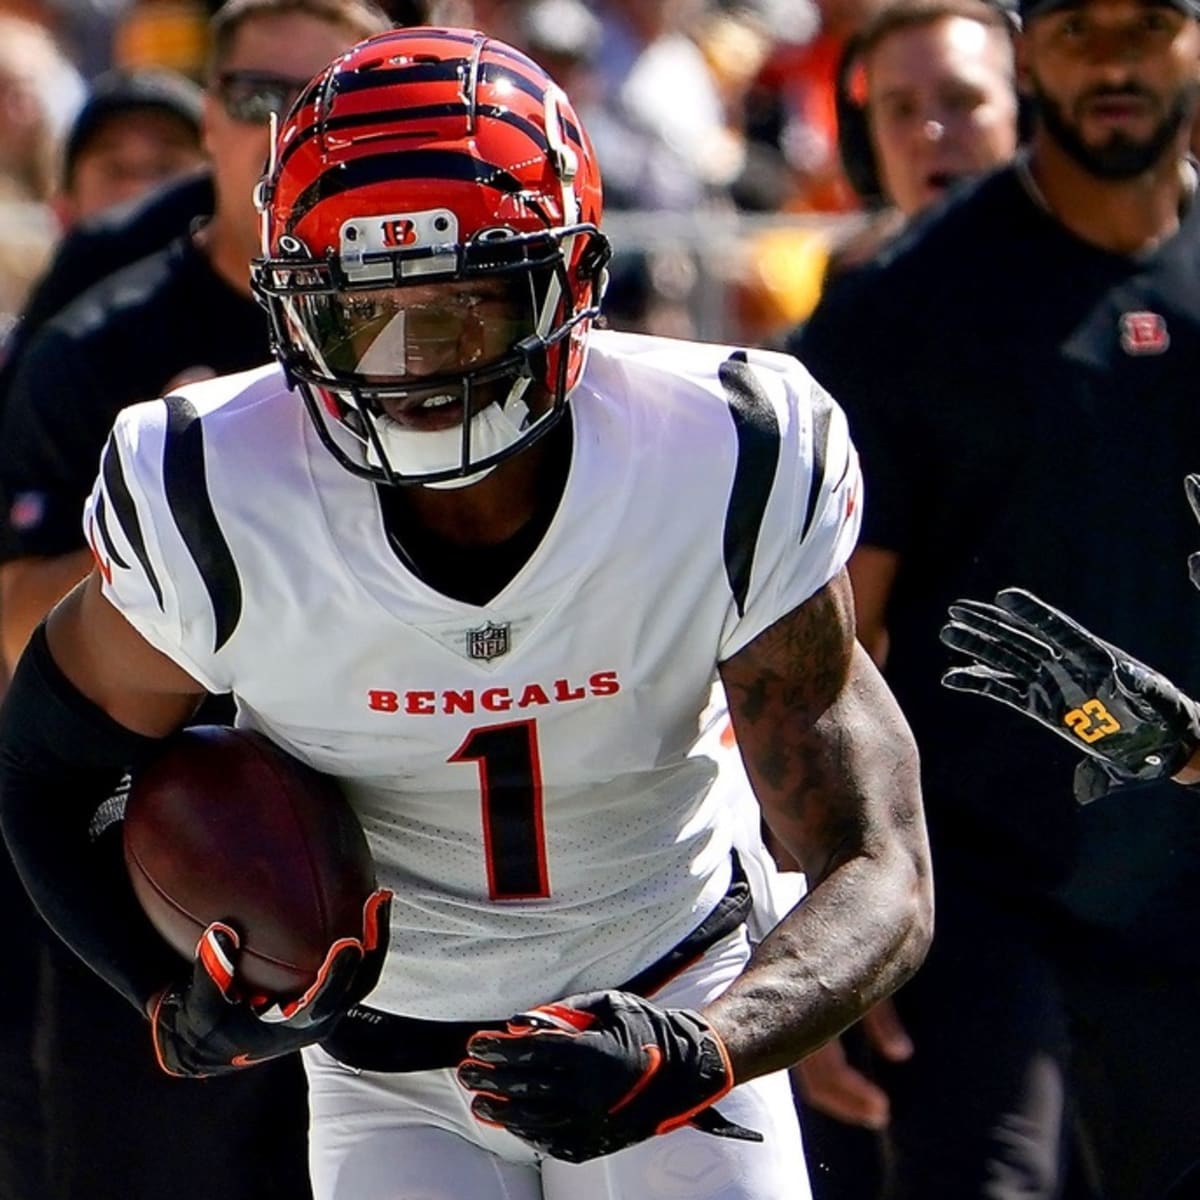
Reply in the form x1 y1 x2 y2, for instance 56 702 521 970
252 27 609 485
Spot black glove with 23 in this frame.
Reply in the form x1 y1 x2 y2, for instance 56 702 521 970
940 588 1200 805
151 890 391 1078
457 989 762 1163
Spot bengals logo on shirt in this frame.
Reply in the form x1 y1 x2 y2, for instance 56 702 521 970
1119 312 1169 356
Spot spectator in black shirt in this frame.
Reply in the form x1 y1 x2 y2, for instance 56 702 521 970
0 3 391 1199
0 0 389 666
791 0 1200 1195
0 210 270 663
0 171 214 388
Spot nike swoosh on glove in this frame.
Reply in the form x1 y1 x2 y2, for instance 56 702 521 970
151 890 390 1077
456 989 762 1163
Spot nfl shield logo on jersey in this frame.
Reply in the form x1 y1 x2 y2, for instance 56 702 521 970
467 621 511 660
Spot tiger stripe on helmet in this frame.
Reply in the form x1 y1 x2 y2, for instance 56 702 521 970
276 102 569 179
327 60 559 114
341 25 550 73
285 149 526 230
282 58 580 137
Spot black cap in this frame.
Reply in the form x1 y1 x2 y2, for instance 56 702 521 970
64 68 204 184
1021 0 1200 21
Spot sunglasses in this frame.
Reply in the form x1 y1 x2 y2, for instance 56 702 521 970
216 71 309 125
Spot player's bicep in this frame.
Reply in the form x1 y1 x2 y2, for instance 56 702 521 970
45 568 205 736
719 568 920 884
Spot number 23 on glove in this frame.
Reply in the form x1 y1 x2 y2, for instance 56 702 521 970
939 588 1200 804
456 990 762 1163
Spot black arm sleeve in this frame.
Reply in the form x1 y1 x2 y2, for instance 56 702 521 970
0 624 184 1014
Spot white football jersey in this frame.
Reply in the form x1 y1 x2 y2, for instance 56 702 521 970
84 329 861 1020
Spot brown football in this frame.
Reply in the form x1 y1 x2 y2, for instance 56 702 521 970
123 726 377 1000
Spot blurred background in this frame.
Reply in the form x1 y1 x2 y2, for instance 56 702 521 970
0 0 878 358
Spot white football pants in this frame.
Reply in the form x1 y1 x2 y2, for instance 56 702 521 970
303 927 812 1200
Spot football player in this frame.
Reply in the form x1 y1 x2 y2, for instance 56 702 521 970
0 28 932 1200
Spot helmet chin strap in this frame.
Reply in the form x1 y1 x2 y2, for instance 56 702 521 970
366 386 534 489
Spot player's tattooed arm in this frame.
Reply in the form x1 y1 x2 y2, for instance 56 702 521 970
711 568 932 1081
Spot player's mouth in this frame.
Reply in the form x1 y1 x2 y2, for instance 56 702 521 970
380 388 469 432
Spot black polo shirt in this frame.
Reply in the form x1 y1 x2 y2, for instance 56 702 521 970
794 163 1200 970
0 172 213 398
18 173 213 347
0 229 268 561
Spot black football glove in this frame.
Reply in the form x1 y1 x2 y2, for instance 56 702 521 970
151 890 390 1078
456 989 761 1163
940 588 1200 805
1186 474 1200 593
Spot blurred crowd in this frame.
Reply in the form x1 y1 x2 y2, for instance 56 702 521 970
0 0 1012 358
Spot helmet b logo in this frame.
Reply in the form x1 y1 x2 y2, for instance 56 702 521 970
381 219 416 248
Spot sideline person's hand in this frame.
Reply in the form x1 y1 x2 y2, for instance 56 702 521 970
941 589 1200 804
791 998 911 1129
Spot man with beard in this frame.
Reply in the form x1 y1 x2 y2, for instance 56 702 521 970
788 0 1200 1197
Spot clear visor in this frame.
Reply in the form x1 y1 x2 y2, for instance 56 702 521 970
282 278 539 385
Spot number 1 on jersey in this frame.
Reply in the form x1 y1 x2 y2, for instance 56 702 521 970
449 718 550 900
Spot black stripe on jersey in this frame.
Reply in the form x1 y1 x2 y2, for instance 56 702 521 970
287 150 524 229
719 356 781 618
802 381 835 541
162 396 243 652
93 494 130 573
100 436 163 609
277 104 551 177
